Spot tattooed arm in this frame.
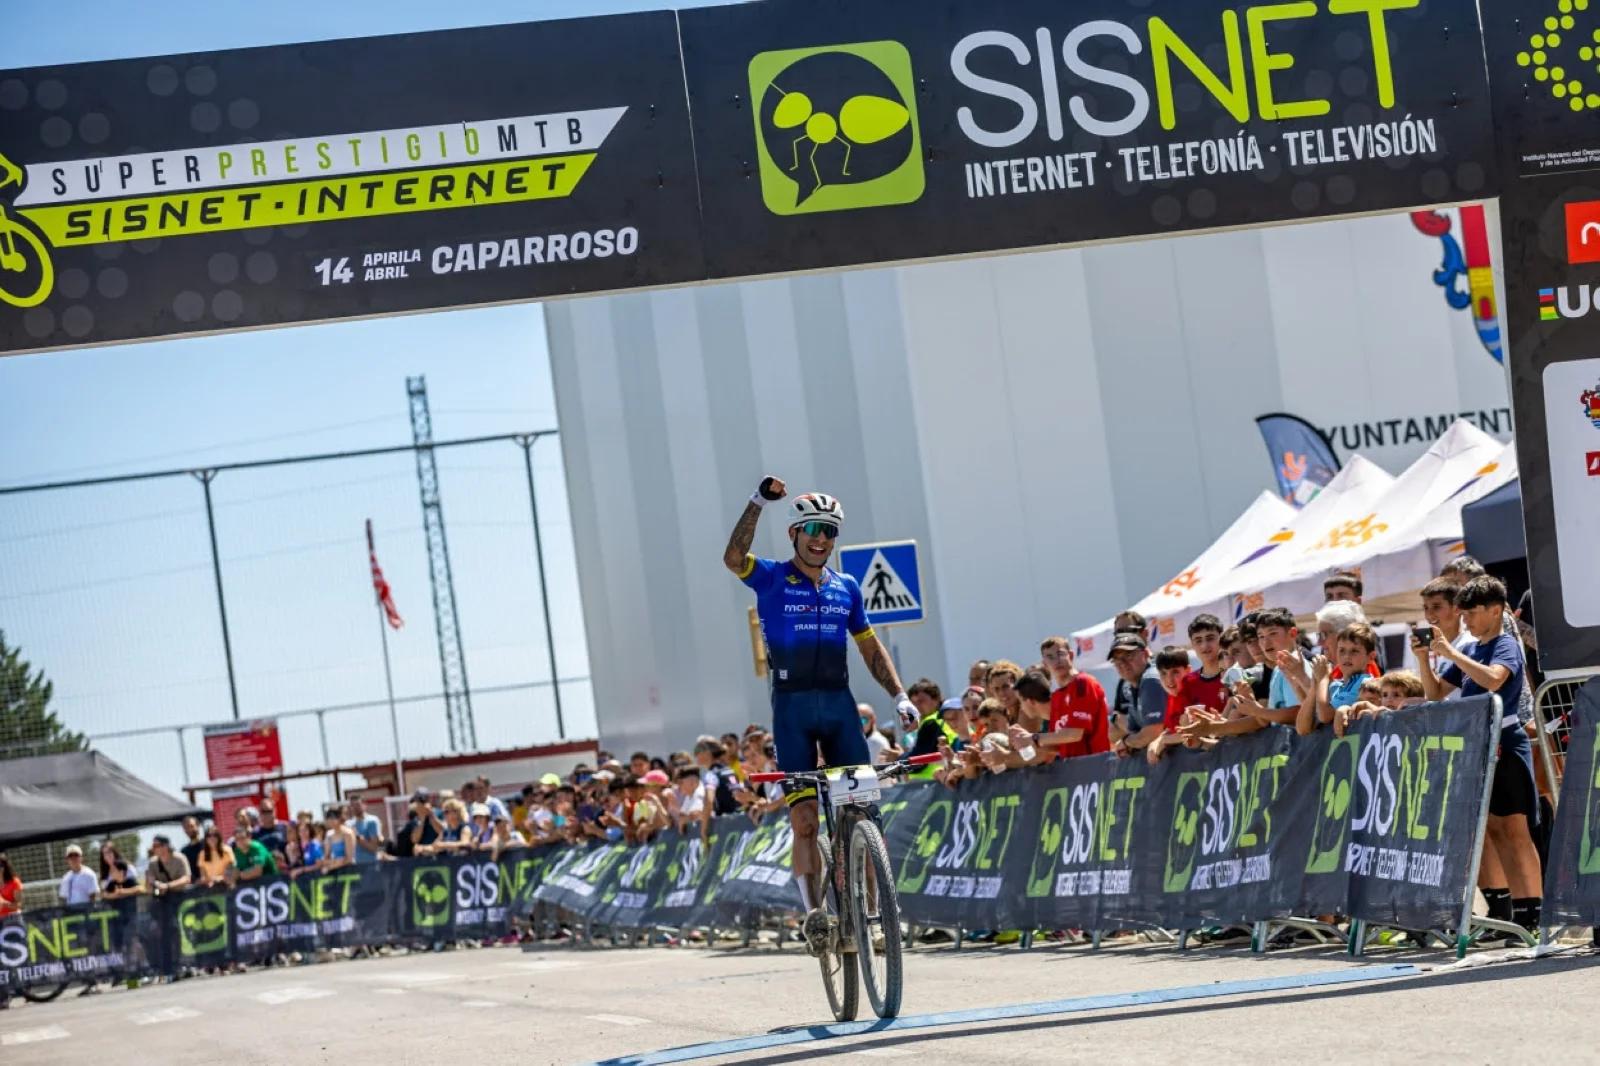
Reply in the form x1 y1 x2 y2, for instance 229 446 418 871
724 477 785 574
855 632 906 699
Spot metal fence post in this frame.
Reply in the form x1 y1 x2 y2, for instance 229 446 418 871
516 434 565 739
193 469 240 720
176 727 191 789
1455 695 1504 959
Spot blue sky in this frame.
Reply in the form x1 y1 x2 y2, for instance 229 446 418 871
0 0 732 807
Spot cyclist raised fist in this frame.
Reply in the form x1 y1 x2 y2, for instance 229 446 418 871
722 478 915 955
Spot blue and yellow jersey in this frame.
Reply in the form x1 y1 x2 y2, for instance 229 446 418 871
738 555 872 692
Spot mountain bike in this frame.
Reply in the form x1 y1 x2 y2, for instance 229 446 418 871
749 752 941 1021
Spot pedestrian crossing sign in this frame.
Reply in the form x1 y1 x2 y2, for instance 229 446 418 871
837 539 924 627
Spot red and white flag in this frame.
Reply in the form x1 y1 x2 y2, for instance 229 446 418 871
366 519 403 629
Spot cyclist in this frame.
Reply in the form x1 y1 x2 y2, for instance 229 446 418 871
723 476 918 954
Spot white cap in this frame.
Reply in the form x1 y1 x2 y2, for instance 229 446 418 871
470 802 490 818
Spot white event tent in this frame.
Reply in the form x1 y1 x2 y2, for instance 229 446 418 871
1072 421 1516 661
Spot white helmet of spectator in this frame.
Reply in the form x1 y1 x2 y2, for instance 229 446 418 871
789 492 843 532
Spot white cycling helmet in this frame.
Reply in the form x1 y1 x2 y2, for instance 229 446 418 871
789 492 844 531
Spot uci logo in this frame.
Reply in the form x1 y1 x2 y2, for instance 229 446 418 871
412 866 452 928
177 895 229 955
747 41 924 216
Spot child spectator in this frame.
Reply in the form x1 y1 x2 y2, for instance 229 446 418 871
668 766 708 834
1256 608 1307 723
1379 669 1426 709
1300 622 1379 735
1144 646 1195 764
1420 578 1471 698
1038 635 1109 757
985 661 1024 719
1417 575 1543 931
1007 670 1054 767
1178 614 1230 713
1219 626 1246 686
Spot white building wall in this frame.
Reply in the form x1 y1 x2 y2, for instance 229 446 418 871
545 211 1511 757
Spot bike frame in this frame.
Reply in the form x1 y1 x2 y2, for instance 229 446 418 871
750 754 942 931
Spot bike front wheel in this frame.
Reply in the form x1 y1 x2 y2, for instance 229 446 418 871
848 818 904 1018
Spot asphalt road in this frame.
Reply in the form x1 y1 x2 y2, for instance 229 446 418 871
2 935 1594 1066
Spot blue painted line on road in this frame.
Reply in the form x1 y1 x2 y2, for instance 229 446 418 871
579 962 1421 1066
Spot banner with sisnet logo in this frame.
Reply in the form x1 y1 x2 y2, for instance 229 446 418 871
2 0 1499 355
0 13 704 353
3 697 1563 994
1544 679 1600 926
679 0 1497 279
885 700 1496 933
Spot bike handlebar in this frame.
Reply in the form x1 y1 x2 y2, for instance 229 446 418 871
747 752 943 786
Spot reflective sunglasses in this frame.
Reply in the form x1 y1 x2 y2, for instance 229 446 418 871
798 521 839 540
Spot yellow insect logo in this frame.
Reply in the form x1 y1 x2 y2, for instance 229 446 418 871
748 42 924 215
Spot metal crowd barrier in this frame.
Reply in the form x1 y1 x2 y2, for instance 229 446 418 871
1530 670 1599 806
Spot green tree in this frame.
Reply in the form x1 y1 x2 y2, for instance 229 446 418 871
0 630 100 903
0 629 83 760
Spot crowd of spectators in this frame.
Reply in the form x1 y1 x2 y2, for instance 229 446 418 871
0 555 1565 1005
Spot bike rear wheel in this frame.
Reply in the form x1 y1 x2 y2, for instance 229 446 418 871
848 818 904 1018
20 982 68 1003
819 938 858 1022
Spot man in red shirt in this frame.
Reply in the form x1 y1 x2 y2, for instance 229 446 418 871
1036 635 1109 757
1176 614 1230 713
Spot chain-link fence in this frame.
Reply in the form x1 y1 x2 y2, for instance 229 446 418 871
0 430 593 848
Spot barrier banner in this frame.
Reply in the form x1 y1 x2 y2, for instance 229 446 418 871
0 900 156 992
0 13 705 353
680 0 1497 280
590 833 675 929
640 827 712 928
887 767 1030 929
886 700 1495 932
1292 698 1496 930
532 841 631 915
680 819 763 927
0 698 1553 992
1545 679 1600 926
716 818 804 917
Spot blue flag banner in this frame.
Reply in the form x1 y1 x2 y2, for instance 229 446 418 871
1255 413 1341 508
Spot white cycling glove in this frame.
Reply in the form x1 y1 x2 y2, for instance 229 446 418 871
894 693 919 733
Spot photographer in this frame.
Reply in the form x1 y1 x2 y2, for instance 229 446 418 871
146 834 192 982
393 789 442 858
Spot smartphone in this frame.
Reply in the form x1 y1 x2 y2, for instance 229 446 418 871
1412 623 1433 644
576 802 597 822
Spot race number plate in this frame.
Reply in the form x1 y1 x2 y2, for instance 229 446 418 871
825 766 880 807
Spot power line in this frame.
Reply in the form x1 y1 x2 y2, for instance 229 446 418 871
0 430 557 496
80 675 590 742
10 415 415 482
